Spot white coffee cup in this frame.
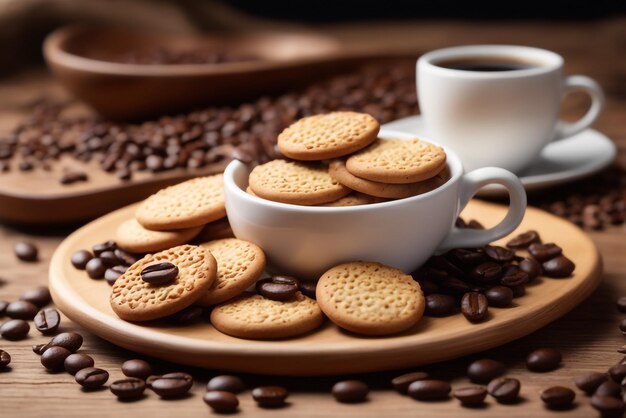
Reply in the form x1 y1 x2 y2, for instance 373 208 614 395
223 130 527 280
417 45 605 173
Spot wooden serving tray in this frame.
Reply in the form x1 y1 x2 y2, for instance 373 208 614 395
49 200 602 376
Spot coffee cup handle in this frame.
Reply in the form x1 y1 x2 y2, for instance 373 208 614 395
553 75 605 141
437 167 527 252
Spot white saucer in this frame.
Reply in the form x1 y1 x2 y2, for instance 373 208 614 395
383 115 617 197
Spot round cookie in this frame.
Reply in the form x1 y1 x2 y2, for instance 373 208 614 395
110 245 217 321
197 238 266 306
277 111 379 161
329 159 447 199
116 218 203 253
320 193 386 207
210 293 324 339
136 174 226 231
316 261 425 336
346 138 446 184
248 159 351 205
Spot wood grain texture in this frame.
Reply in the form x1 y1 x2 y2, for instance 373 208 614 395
1 17 626 418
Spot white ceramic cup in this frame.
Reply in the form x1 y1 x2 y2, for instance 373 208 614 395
223 130 527 280
417 45 605 173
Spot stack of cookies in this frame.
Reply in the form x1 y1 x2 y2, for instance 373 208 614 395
247 111 449 206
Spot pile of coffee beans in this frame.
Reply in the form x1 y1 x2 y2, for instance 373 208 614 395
413 221 575 323
0 61 417 183
0 284 58 341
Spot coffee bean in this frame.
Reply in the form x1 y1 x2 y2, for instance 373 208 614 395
34 308 61 334
20 287 51 307
299 281 317 299
64 353 94 375
86 258 107 279
203 391 239 413
575 372 608 394
506 230 541 249
169 305 204 325
60 171 88 184
596 380 621 398
252 386 289 408
0 319 29 340
519 257 542 281
453 386 487 406
332 380 369 403
99 251 120 267
487 377 520 403
151 372 193 398
105 266 127 285
500 266 529 287
114 249 139 266
540 386 575 410
526 348 562 372
417 279 439 295
609 364 626 383
447 249 485 267
110 377 146 400
484 245 515 262
424 294 457 317
542 255 575 278
467 359 506 384
92 240 116 257
0 300 8 316
256 276 299 301
528 243 562 262
510 284 526 298
207 375 245 394
461 292 488 322
618 297 626 313
6 300 38 320
71 250 93 269
15 241 38 262
41 346 71 370
44 332 83 353
141 262 179 285
429 255 465 279
32 344 46 355
76 367 109 389
439 277 471 295
407 379 451 401
0 349 11 367
416 267 448 282
391 371 430 394
121 359 152 380
145 375 161 389
470 262 502 283
591 395 625 417
484 286 513 308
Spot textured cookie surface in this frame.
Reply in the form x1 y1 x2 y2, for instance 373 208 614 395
329 159 448 199
136 174 226 230
277 112 379 160
197 239 266 306
248 159 351 205
316 261 425 336
210 293 324 339
110 245 217 321
116 218 202 253
320 193 386 207
346 138 446 184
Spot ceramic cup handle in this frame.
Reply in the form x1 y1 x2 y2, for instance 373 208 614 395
437 167 527 251
554 75 605 141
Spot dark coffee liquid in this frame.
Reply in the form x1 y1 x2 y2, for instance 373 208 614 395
437 56 537 72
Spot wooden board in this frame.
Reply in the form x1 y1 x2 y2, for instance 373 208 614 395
48 199 602 376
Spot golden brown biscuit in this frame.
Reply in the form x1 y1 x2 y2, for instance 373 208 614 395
346 138 446 184
316 261 425 336
277 112 379 160
115 218 202 253
320 192 386 207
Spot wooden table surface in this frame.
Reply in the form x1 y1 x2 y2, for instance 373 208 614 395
1 18 626 417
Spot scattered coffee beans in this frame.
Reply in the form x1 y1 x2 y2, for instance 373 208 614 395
86 258 107 279
591 394 625 417
92 240 116 257
467 359 506 384
32 344 46 355
44 332 83 353
34 308 61 334
0 300 8 315
540 386 575 410
14 241 38 262
110 378 146 400
5 300 38 320
75 367 109 389
452 386 487 406
71 250 93 270
609 364 626 383
40 346 71 371
575 372 608 394
252 386 289 408
64 353 95 375
407 380 451 401
528 243 562 262
104 266 127 286
331 380 369 403
299 281 317 299
256 275 300 301
542 255 576 278
526 348 562 372
506 230 541 249
424 294 457 317
0 349 11 367
484 286 513 308
519 258 542 281
0 319 30 340
391 371 430 394
19 287 51 307
596 380 621 398
151 372 193 398
203 391 239 414
121 359 153 380
140 262 179 285
207 375 245 393
146 375 161 389
461 292 488 322
487 377 520 403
